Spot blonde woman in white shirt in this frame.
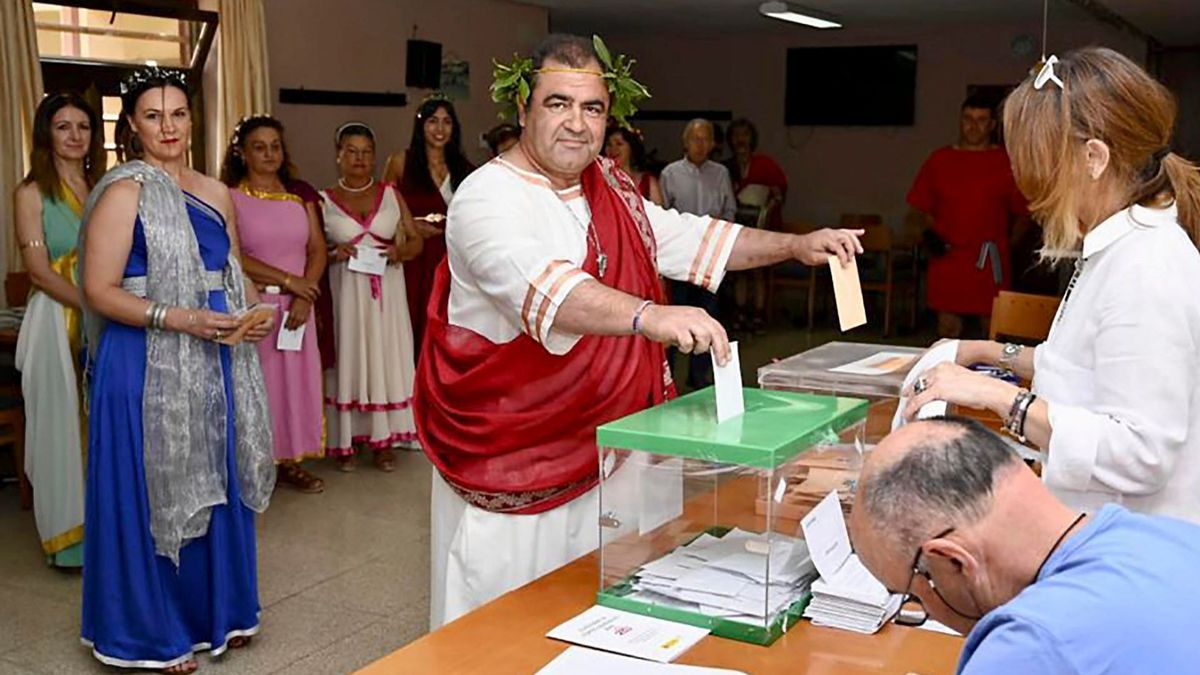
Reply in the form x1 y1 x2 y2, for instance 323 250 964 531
904 46 1200 523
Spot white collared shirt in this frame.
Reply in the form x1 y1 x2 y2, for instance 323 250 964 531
660 159 737 222
445 159 741 355
1033 203 1200 523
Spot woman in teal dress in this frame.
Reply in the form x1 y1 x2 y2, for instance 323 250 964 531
78 68 275 674
13 92 105 568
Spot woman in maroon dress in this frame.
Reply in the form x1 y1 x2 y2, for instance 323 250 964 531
383 96 474 354
605 126 664 206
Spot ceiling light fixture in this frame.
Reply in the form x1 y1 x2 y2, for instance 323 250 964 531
758 1 842 29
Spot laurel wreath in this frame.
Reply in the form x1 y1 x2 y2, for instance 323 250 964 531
490 35 651 129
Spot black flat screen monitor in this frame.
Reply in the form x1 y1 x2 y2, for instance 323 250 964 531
785 45 918 126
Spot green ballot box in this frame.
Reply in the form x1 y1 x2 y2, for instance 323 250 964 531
594 387 868 645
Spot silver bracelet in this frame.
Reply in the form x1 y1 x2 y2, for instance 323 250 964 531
144 302 158 329
1005 389 1036 442
999 342 1024 371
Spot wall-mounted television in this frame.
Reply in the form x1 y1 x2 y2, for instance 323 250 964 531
785 45 918 126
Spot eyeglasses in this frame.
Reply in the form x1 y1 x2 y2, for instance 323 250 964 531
1034 55 1064 91
891 526 953 626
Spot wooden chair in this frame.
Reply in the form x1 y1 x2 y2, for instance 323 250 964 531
0 398 28 510
857 225 915 336
5 271 30 308
0 273 29 509
765 221 819 327
988 291 1061 342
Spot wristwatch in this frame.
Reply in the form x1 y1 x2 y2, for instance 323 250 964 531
999 343 1024 370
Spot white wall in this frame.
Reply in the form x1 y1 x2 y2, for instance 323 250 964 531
603 19 1146 229
261 0 547 188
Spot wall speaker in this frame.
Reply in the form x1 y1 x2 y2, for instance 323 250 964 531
407 40 442 89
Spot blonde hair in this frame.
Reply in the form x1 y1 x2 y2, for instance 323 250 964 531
1003 47 1200 260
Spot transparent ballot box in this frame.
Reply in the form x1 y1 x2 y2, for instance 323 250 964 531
758 341 924 443
594 387 868 645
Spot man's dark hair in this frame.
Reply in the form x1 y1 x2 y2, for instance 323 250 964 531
528 33 601 101
961 93 996 117
860 417 1023 551
485 123 521 156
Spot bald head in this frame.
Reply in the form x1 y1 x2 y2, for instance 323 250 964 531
852 418 1024 557
682 118 714 165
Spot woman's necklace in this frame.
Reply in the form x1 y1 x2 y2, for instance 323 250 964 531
338 176 374 193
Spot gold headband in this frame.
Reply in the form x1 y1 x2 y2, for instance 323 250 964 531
535 67 604 77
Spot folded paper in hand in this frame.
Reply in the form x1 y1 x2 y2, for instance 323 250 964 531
218 303 276 346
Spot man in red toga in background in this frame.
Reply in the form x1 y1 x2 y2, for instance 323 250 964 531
908 94 1028 338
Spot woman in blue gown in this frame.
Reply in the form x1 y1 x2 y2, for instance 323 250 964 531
78 68 276 673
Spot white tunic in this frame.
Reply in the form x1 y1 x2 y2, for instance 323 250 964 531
430 158 742 627
1033 204 1200 523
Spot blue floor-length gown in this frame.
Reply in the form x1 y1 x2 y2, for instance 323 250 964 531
81 192 260 669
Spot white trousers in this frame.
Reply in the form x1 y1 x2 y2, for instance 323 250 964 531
429 463 639 629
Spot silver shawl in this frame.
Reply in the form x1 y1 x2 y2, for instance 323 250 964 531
78 160 275 565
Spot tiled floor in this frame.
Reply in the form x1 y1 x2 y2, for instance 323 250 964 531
0 450 433 675
0 318 935 674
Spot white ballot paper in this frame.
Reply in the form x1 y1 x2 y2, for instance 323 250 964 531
537 646 748 675
546 606 709 663
275 312 304 352
891 339 959 430
800 491 902 634
712 341 744 423
347 245 386 276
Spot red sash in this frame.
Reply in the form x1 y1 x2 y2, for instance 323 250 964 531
414 157 673 514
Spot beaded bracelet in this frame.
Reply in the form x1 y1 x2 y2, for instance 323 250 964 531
632 300 654 335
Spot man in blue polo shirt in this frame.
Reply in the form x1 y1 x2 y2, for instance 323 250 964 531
850 417 1200 674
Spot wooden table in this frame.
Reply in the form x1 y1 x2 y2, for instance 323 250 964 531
360 394 968 675
358 550 963 674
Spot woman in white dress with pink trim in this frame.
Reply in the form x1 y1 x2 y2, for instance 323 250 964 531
321 122 422 472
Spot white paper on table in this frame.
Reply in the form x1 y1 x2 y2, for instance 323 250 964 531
800 491 853 580
536 646 748 675
891 339 959 431
347 245 387 276
712 341 744 423
828 351 917 376
545 606 709 664
916 619 963 636
640 457 684 536
275 312 304 352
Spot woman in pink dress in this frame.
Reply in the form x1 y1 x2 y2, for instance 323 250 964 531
323 122 422 472
222 115 328 493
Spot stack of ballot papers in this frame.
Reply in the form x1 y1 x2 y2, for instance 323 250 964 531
800 491 903 634
624 528 819 625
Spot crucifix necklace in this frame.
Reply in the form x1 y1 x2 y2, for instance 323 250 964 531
514 146 608 277
563 199 608 277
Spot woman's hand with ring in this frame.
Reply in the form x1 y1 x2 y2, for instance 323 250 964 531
903 362 1018 421
165 308 239 342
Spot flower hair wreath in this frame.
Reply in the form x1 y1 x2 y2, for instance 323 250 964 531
490 35 651 129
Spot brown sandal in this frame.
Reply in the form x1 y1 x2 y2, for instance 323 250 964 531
228 636 252 649
277 463 324 493
374 448 396 473
335 454 357 473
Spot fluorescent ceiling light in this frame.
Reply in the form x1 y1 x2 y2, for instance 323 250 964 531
758 1 842 29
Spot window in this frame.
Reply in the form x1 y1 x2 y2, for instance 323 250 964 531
33 1 218 169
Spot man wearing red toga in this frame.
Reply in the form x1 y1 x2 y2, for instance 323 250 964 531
908 95 1028 337
416 34 864 628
